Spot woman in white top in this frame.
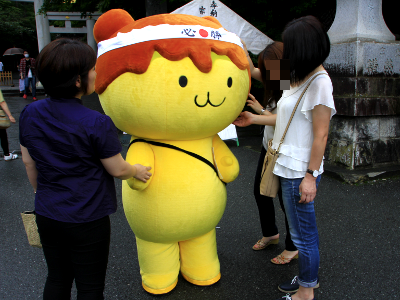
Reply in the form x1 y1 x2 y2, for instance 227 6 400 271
235 16 335 300
234 41 299 264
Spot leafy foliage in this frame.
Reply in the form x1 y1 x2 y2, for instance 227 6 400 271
0 0 38 71
0 0 36 47
39 0 146 20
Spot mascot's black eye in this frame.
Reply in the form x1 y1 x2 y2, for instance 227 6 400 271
179 76 188 87
227 77 233 88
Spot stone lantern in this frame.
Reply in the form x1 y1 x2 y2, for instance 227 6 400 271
324 0 400 169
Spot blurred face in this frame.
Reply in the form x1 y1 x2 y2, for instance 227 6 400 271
24 51 29 58
264 59 290 90
86 67 97 95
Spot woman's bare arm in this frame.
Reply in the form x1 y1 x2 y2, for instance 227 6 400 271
299 104 331 203
100 153 152 182
241 39 262 82
20 145 38 193
0 101 16 123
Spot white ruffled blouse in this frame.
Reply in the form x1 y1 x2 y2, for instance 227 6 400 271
271 71 336 179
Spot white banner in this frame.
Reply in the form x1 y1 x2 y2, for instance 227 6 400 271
171 0 273 54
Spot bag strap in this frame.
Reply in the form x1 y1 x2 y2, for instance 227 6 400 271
128 139 220 178
276 73 322 152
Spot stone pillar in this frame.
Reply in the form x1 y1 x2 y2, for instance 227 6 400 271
328 0 394 44
324 0 400 169
34 0 51 52
86 18 97 53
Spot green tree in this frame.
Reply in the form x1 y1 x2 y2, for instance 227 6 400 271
0 0 37 71
0 0 37 48
39 0 147 20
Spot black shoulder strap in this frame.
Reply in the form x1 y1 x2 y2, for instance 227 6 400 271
128 139 220 178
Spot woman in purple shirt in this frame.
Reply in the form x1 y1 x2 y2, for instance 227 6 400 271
19 38 152 299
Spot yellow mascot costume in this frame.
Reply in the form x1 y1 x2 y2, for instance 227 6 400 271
93 9 250 294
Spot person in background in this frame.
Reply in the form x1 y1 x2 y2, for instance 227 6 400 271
19 38 152 299
17 64 25 97
19 50 37 101
0 90 18 161
235 41 298 265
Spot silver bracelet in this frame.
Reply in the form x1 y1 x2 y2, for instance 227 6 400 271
260 108 266 115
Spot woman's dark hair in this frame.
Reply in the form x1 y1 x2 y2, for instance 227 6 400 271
282 15 330 85
36 38 96 98
258 41 284 110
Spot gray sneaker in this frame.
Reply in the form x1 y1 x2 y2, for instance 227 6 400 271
278 276 319 293
276 294 314 300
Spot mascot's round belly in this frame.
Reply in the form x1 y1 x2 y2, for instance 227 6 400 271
123 142 226 243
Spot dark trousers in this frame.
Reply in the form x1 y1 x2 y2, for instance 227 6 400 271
254 146 297 251
24 76 36 97
36 214 111 300
0 129 10 156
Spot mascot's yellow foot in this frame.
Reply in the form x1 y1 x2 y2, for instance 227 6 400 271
142 278 178 295
182 272 221 286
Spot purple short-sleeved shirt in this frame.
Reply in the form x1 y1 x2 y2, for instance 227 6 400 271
19 97 122 223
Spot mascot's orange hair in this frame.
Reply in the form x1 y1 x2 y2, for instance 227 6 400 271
93 9 249 94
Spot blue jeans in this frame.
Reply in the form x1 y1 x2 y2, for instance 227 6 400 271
24 76 36 97
280 175 321 288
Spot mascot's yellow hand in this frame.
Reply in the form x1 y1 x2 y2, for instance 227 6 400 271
216 155 239 183
125 140 155 190
213 135 239 183
220 156 233 167
126 172 151 190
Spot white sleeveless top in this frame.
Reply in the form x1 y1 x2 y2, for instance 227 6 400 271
272 71 336 179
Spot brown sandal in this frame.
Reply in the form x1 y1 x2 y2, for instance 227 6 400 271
270 253 299 264
252 238 279 250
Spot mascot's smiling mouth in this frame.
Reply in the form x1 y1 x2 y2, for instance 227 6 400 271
194 92 226 108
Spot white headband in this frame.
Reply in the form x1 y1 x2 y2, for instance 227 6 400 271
97 24 243 58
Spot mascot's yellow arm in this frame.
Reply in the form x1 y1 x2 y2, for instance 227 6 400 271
125 140 154 190
212 134 239 183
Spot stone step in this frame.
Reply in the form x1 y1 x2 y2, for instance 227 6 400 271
0 87 46 96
